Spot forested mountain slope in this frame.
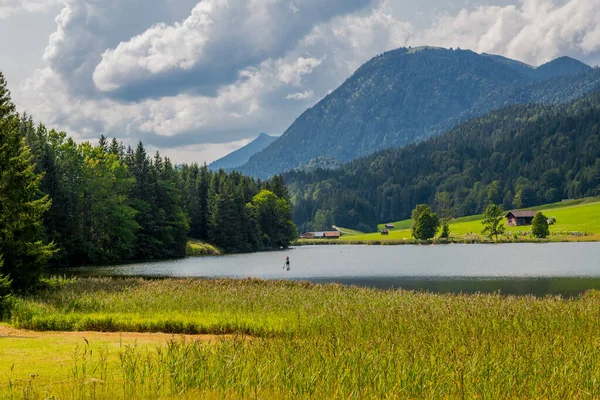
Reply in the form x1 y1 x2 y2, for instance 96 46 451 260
286 92 600 232
238 47 599 178
208 133 277 170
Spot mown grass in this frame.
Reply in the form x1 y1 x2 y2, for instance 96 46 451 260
185 239 221 257
5 277 600 398
341 197 600 242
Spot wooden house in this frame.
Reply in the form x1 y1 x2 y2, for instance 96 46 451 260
299 232 315 239
324 231 341 239
505 210 537 226
385 224 395 229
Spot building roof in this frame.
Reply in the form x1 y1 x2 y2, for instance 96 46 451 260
506 210 537 218
324 231 341 237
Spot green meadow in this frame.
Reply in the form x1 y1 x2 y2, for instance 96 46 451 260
4 277 600 398
337 197 600 242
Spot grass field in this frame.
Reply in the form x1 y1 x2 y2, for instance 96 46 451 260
4 278 600 398
335 197 600 242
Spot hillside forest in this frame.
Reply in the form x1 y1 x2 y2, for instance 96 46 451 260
0 73 297 292
238 48 600 178
287 93 600 233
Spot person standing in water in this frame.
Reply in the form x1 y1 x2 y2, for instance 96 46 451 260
284 256 290 271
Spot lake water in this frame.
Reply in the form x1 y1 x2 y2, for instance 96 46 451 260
66 243 600 296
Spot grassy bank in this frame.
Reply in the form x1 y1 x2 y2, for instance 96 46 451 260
330 197 600 243
4 277 600 398
185 239 221 257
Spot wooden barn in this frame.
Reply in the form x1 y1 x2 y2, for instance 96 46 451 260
505 210 537 226
324 231 341 239
385 224 395 229
299 232 315 239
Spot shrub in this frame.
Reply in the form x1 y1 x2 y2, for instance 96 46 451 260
531 212 550 238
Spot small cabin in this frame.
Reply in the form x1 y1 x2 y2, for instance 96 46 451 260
505 210 537 226
314 232 325 239
300 232 315 239
324 231 341 239
385 224 395 229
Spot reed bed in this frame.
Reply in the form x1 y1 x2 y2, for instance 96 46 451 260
4 277 600 398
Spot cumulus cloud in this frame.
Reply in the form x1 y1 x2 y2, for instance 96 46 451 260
285 90 314 100
92 0 374 99
419 0 600 66
0 0 62 18
302 3 412 74
41 0 201 95
14 0 600 165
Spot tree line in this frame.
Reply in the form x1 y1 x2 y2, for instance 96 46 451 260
0 72 296 294
286 92 600 233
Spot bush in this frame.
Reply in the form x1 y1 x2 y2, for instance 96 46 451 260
413 210 440 240
185 240 221 257
531 212 550 238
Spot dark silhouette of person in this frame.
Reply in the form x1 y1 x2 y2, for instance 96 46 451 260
284 256 290 271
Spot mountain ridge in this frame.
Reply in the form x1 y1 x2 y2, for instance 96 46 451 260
208 133 277 170
236 47 599 178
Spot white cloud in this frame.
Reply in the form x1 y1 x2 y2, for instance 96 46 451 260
92 0 374 96
0 0 62 18
12 0 600 164
285 90 314 100
419 0 600 66
277 57 323 86
300 2 413 75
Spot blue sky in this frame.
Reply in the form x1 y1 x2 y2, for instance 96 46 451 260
1 0 599 164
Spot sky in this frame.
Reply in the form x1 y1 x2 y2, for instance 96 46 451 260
1 0 600 164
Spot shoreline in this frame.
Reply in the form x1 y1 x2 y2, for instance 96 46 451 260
294 236 600 246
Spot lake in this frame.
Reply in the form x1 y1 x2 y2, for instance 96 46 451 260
66 243 600 297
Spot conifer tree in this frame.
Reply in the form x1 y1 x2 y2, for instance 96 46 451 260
0 74 55 289
0 258 12 316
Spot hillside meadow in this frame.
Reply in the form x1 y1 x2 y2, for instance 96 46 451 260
332 197 600 243
4 277 600 398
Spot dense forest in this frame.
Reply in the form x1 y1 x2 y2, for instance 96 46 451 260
0 72 296 292
287 92 600 233
238 48 600 178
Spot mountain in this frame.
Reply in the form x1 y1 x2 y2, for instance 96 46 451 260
286 92 600 233
208 133 277 170
237 47 599 178
534 56 592 80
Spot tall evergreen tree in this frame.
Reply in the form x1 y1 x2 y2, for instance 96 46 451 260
0 258 11 317
0 75 55 289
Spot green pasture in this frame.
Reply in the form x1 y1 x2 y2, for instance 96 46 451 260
340 197 600 242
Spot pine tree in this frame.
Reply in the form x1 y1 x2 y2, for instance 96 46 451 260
0 75 55 289
130 142 161 259
0 258 12 317
0 72 16 119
